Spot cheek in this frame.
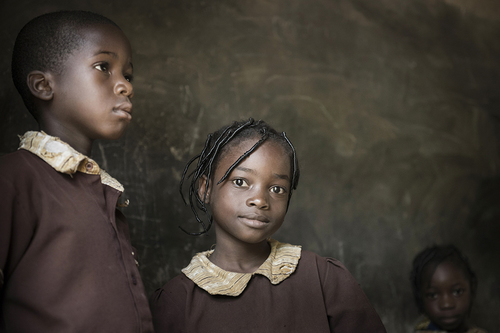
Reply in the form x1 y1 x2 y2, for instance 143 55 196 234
270 206 287 231
458 295 472 313
211 191 236 213
88 80 109 100
423 300 438 316
275 199 289 216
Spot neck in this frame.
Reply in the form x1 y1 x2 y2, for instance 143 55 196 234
209 237 271 274
39 123 93 156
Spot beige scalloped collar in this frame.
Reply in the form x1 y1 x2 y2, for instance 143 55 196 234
182 239 302 296
18 131 125 195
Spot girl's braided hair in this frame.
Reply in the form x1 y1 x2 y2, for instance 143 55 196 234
410 244 477 313
179 118 300 235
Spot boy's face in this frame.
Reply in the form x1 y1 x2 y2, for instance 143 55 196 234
49 23 134 143
206 139 291 246
421 261 472 332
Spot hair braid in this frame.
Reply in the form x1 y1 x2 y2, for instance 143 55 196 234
179 118 300 235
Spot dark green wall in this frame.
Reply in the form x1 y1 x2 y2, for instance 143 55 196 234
1 0 499 331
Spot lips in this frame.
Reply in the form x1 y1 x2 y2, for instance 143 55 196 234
240 214 270 222
113 101 133 120
239 214 270 229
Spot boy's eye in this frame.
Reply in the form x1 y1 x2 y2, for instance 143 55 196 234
452 288 465 296
270 186 286 194
233 179 248 187
95 63 110 73
125 74 133 83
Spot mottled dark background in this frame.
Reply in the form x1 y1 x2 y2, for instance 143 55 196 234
1 0 499 331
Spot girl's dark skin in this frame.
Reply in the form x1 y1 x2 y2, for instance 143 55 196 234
198 138 291 273
421 261 472 332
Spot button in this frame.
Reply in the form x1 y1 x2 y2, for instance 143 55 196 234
85 162 93 171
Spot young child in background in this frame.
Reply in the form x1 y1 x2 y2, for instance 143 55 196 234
410 245 487 333
0 11 153 332
150 118 386 332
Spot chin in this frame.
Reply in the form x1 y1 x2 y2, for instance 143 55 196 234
437 320 466 332
236 233 270 245
104 129 128 141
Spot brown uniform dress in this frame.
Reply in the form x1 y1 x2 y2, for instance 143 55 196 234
151 240 386 333
0 132 154 333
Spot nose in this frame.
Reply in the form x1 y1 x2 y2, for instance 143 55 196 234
115 76 134 98
439 294 456 309
246 188 269 209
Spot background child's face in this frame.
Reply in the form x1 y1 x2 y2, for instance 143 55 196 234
49 23 134 142
207 138 291 246
422 261 472 332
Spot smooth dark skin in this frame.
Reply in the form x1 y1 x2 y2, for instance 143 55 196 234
27 23 134 156
421 261 472 332
199 139 291 273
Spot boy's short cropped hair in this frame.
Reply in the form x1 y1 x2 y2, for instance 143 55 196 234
11 10 120 118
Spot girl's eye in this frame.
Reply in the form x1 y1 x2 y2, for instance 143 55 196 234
425 292 437 299
453 288 465 296
270 186 286 194
125 74 133 83
95 63 110 73
233 179 248 187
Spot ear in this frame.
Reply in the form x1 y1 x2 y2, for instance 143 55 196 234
27 70 54 101
197 175 211 204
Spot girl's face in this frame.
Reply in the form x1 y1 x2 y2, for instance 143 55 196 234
204 138 291 246
421 261 472 332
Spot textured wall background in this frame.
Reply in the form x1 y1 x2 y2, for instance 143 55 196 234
1 0 499 331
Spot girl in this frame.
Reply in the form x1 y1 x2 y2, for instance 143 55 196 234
410 245 487 333
151 119 386 332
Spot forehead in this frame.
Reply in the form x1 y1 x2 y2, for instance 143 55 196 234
423 261 468 288
216 138 291 176
69 23 132 60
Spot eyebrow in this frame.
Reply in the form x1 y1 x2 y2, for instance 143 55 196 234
235 166 290 180
94 51 134 69
95 50 118 58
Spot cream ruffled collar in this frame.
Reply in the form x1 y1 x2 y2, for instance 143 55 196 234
182 239 302 296
19 131 125 194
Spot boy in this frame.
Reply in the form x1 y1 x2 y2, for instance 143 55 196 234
0 11 154 332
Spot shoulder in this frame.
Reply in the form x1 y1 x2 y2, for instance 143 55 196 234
0 150 41 188
0 150 49 179
0 149 39 170
0 150 57 195
299 250 353 280
295 250 365 297
300 250 372 304
299 251 386 332
150 273 193 332
299 249 343 266
161 273 194 292
150 273 193 308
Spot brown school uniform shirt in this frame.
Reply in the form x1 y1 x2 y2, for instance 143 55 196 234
0 131 154 333
150 240 387 333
